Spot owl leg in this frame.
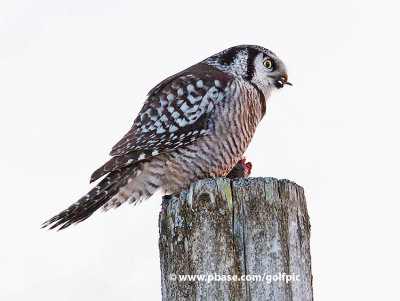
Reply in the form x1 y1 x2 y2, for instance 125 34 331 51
226 158 252 179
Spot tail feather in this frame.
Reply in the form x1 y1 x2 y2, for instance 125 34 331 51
90 150 154 183
42 165 136 230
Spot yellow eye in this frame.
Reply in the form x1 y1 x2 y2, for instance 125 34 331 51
263 59 273 69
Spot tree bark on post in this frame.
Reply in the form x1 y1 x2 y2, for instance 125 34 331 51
159 177 313 301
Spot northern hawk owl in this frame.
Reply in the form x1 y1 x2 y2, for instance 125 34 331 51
43 45 291 230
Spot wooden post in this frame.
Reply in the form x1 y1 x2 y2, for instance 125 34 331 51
159 177 313 301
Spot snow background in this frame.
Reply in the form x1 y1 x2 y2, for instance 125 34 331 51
1 0 399 300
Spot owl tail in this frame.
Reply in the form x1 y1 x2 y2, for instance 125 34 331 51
42 164 138 230
102 158 164 211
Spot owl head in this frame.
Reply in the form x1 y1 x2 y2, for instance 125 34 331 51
203 45 291 94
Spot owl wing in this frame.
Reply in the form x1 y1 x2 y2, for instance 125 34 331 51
90 63 232 182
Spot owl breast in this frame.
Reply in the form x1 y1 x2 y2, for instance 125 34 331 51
161 80 265 194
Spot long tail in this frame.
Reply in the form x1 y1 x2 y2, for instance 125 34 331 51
42 165 138 230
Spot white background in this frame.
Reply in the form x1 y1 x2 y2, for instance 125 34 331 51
1 0 399 300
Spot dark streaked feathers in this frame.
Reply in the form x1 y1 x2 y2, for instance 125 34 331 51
43 165 137 230
90 64 233 182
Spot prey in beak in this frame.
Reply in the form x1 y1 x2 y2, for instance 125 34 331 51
275 73 292 89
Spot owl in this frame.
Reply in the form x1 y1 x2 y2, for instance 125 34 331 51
43 45 291 230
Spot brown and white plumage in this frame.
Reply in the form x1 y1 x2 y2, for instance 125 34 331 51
43 45 291 230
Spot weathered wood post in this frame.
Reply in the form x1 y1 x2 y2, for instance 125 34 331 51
159 177 313 301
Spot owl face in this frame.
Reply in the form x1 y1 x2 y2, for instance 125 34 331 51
250 51 291 93
203 45 291 94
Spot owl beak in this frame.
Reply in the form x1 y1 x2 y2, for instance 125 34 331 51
275 73 292 89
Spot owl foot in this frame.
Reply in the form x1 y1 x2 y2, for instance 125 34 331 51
226 158 252 179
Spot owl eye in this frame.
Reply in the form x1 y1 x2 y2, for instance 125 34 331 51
263 59 273 69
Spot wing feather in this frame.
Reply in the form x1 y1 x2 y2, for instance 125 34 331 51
90 63 232 182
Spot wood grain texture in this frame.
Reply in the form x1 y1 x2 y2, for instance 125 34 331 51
159 177 313 301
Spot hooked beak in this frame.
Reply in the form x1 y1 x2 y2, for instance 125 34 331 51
275 72 292 89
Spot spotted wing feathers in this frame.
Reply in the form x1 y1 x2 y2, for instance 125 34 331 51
90 63 232 182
